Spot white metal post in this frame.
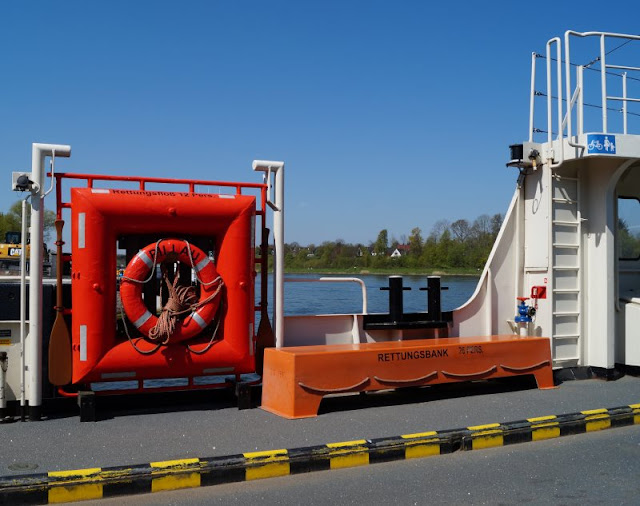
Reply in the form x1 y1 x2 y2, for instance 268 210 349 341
529 52 537 143
601 34 608 133
513 185 522 313
555 41 563 158
547 37 563 165
546 42 554 148
577 66 584 136
273 165 284 347
28 143 70 418
564 33 573 140
253 160 285 347
623 72 628 134
20 197 29 414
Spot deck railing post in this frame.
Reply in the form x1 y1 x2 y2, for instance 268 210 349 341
253 160 285 347
28 143 71 419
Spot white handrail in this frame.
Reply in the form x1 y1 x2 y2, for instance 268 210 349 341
623 73 628 134
601 34 607 133
608 95 640 103
485 268 492 336
529 52 537 143
285 277 368 314
253 160 285 348
533 31 640 148
577 66 584 136
564 30 640 142
546 37 563 167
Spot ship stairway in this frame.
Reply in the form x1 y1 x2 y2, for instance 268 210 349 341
550 169 582 368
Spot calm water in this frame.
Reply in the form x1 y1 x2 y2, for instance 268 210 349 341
95 273 480 390
257 274 480 316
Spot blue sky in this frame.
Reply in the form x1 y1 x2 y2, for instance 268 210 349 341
2 1 639 245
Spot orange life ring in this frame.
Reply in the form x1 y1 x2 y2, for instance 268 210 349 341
120 238 222 344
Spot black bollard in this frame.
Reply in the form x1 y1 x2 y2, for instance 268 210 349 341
427 276 442 321
381 276 411 323
365 275 451 332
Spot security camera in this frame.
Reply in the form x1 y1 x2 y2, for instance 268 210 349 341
12 172 33 192
16 174 30 190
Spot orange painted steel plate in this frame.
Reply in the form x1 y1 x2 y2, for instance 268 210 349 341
261 335 554 419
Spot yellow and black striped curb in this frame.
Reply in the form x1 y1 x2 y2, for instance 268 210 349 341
1 403 638 504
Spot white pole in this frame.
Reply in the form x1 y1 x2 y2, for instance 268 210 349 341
577 66 584 136
529 52 537 143
252 160 285 347
20 196 29 416
601 34 607 133
485 268 492 336
623 72 628 134
273 165 284 347
27 143 70 419
546 41 554 148
555 40 563 161
564 32 573 140
514 186 522 313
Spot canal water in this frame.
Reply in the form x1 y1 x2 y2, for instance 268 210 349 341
98 273 480 390
257 273 480 316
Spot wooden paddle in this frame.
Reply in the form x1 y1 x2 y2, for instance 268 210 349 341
48 219 72 385
255 228 275 376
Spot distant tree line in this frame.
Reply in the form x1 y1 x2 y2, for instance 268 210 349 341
0 201 55 243
282 213 505 271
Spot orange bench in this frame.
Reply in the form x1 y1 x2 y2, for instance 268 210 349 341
261 335 554 419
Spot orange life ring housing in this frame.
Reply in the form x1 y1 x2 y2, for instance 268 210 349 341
120 238 222 344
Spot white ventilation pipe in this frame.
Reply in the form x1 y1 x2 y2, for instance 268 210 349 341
27 143 70 419
252 160 285 347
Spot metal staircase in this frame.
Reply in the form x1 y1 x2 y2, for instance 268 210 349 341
550 170 582 367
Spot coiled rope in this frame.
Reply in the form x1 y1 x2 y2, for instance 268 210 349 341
120 239 223 354
148 266 223 345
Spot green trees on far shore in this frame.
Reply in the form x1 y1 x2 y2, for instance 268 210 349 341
0 201 55 243
282 213 504 272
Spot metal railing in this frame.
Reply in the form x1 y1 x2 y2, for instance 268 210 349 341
285 277 369 314
530 31 640 152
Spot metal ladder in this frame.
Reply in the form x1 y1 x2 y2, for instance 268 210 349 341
550 170 582 367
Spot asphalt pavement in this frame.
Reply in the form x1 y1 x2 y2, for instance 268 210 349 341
2 374 639 478
81 423 640 505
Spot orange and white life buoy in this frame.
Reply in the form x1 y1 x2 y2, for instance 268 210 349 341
120 239 222 344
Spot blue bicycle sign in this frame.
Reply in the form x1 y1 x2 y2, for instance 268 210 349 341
587 134 616 154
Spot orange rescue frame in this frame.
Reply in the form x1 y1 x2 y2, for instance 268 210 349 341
70 187 256 385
